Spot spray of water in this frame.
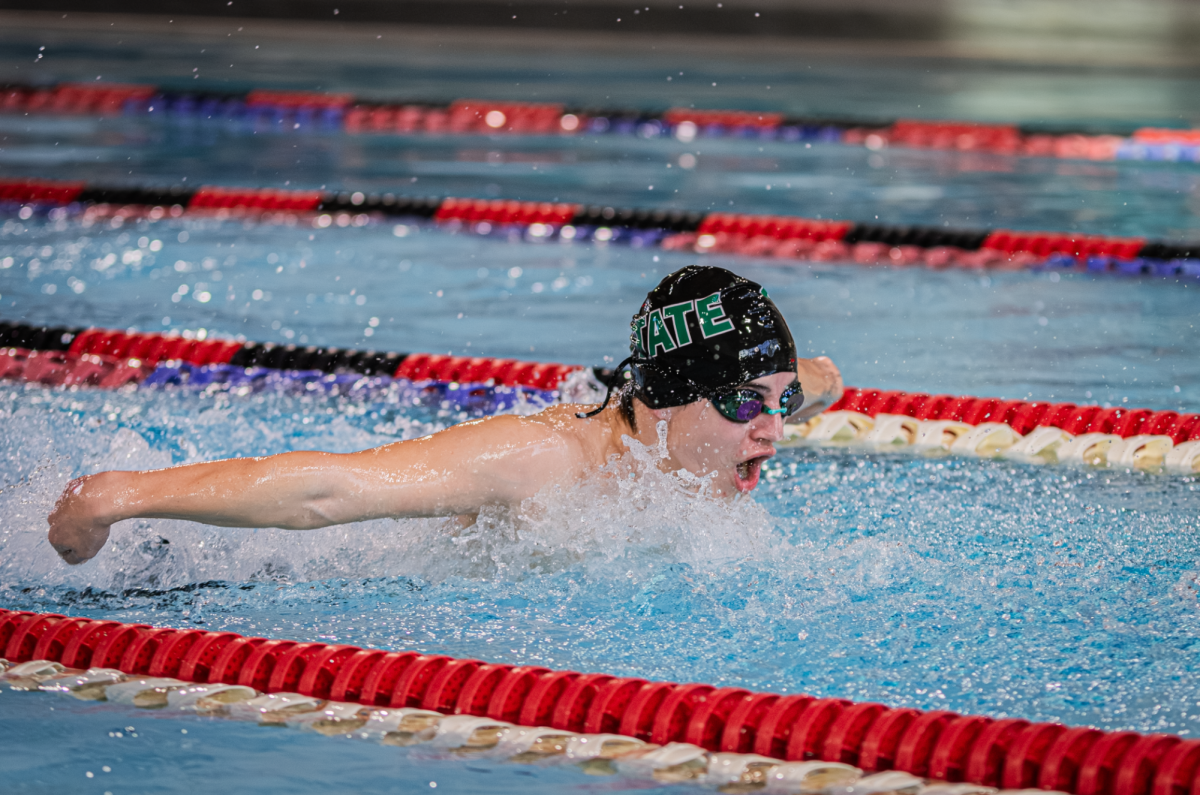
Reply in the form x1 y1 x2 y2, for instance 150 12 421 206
0 386 781 592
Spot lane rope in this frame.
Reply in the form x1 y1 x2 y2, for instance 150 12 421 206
1 609 1196 795
1 321 1197 474
3 82 1198 164
2 177 1198 276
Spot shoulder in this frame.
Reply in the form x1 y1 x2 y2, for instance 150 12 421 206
426 406 601 497
487 405 592 457
482 405 616 467
427 406 591 466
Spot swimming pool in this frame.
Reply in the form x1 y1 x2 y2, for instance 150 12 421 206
3 15 1200 795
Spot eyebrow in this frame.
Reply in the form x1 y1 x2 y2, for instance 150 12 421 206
739 379 801 396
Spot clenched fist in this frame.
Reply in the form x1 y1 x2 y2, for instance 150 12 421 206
793 355 845 422
48 475 115 565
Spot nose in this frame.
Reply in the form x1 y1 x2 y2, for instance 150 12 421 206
750 410 785 442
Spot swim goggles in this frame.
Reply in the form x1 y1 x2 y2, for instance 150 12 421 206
710 379 804 423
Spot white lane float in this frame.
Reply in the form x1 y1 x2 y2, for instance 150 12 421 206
911 420 974 453
786 409 1198 475
283 701 376 735
0 659 68 690
1166 440 1200 474
917 785 998 795
564 733 647 760
1002 426 1073 465
766 760 864 792
832 771 924 795
428 714 515 752
167 683 259 713
39 667 126 700
785 411 876 445
228 691 326 724
564 733 650 775
360 707 445 745
493 725 579 762
949 423 1022 457
103 677 188 708
1055 433 1123 467
864 414 920 448
701 752 782 789
615 741 711 783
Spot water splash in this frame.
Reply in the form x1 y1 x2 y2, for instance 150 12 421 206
0 385 779 592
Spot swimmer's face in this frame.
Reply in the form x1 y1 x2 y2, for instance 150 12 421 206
659 371 793 496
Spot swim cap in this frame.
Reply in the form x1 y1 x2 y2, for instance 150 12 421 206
578 265 797 418
626 265 797 408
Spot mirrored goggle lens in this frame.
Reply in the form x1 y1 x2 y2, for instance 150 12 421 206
713 380 804 423
779 381 803 414
713 390 766 422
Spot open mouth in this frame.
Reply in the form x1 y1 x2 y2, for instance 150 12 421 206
734 455 769 492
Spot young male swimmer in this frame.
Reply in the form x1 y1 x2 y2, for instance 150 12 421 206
48 265 843 565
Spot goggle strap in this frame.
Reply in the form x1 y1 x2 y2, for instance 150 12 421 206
576 355 635 419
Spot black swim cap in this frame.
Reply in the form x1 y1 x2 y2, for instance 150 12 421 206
578 265 797 418
627 265 797 407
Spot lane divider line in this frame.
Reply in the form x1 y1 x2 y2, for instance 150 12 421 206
2 177 1197 275
3 82 1198 164
0 609 1195 795
1 320 1197 474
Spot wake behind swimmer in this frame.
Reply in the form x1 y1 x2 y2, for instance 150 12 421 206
46 265 843 566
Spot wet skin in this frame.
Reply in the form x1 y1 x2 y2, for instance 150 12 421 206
47 356 842 564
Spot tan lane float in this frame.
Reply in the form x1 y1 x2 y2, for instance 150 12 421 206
787 390 1200 474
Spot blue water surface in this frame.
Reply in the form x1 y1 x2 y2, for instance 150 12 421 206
2 16 1200 795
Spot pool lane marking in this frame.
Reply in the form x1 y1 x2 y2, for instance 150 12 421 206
1 177 1197 275
3 81 1198 165
1 321 1197 474
3 608 1196 795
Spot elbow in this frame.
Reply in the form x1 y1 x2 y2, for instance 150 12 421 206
280 500 343 531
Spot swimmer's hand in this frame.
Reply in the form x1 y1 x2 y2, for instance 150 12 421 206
792 356 844 422
48 474 115 565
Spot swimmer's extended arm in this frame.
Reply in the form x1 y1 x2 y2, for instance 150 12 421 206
791 356 844 422
47 414 584 565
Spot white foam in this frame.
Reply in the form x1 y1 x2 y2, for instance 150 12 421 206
0 391 783 590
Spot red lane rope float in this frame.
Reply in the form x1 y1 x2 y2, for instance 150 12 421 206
2 177 1197 271
2 82 156 116
0 607 1192 795
827 388 1200 446
433 197 580 227
5 81 1195 165
0 178 86 205
864 120 1127 161
663 108 787 131
244 89 354 112
0 321 582 393
188 186 325 213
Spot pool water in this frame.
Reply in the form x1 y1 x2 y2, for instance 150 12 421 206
3 15 1200 795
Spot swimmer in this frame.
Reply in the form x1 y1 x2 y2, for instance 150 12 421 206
48 265 843 564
